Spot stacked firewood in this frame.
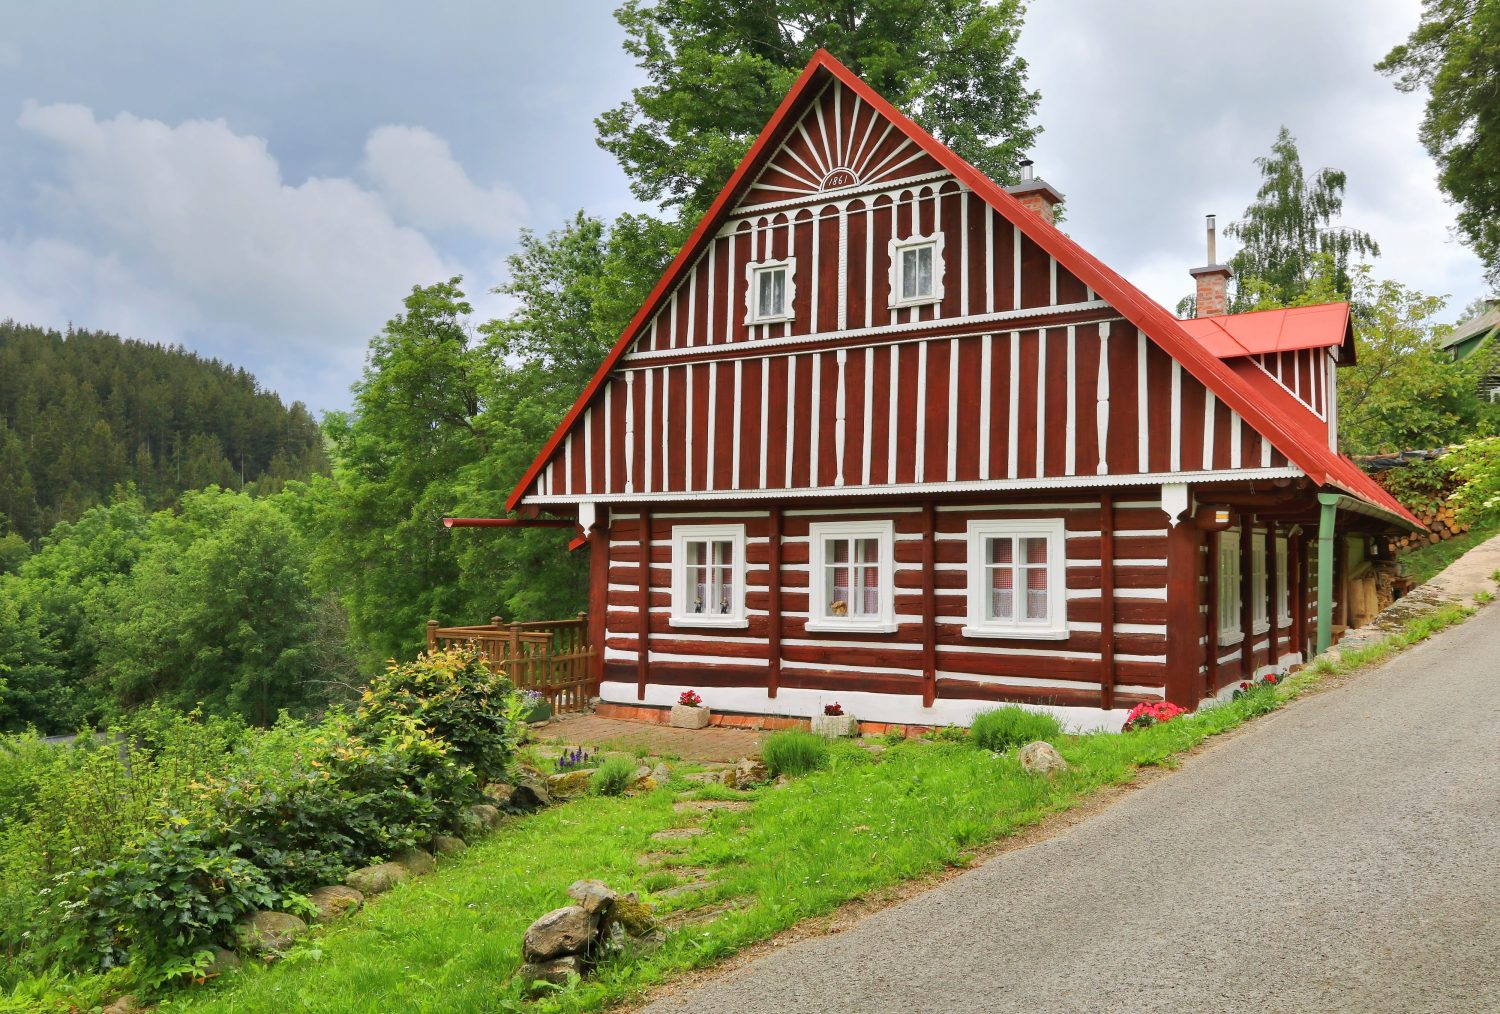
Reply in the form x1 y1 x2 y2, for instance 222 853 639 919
1390 502 1469 552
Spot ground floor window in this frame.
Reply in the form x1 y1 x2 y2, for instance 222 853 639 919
1251 531 1268 633
670 524 747 627
1275 535 1291 626
963 518 1066 639
1217 528 1242 645
808 520 895 632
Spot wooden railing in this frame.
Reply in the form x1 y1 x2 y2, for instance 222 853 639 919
427 614 594 713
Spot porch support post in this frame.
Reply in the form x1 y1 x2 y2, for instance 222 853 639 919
1266 522 1280 670
587 512 609 696
1288 530 1304 658
1099 491 1116 710
1316 493 1338 655
637 507 652 700
1239 519 1255 676
1162 483 1200 709
920 501 937 708
767 506 783 699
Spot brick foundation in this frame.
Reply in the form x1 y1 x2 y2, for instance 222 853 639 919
593 702 939 737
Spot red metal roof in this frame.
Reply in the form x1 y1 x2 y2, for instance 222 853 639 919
1179 303 1355 361
505 49 1412 531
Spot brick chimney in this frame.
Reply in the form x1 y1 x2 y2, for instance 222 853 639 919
1189 214 1232 316
1004 160 1065 224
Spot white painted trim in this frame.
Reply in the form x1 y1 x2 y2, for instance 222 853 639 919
1096 321 1111 475
1036 328 1048 475
808 518 896 630
979 333 992 480
888 232 946 309
744 256 797 325
729 169 956 218
963 517 1068 640
525 467 1306 505
669 523 748 627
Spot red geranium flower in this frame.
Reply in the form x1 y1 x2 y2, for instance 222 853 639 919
678 690 703 708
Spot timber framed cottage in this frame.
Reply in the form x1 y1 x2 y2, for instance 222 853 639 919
505 51 1420 731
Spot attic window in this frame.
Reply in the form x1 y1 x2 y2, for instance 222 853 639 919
889 235 945 308
745 258 796 325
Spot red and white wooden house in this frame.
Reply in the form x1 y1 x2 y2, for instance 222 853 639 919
505 51 1420 731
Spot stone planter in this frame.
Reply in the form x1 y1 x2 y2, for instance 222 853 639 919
811 713 859 738
670 704 711 729
522 698 553 723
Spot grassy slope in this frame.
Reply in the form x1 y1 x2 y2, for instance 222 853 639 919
164 604 1476 1014
1398 517 1500 586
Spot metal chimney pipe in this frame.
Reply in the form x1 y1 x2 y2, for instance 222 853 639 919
1206 214 1218 264
1020 158 1034 182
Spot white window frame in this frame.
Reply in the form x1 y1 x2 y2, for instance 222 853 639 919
962 518 1068 639
1275 535 1291 627
888 233 945 308
1250 531 1268 633
743 257 796 325
670 524 748 629
807 520 896 633
1217 528 1243 646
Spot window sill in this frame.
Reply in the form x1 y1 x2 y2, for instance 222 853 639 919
804 619 898 635
669 616 749 630
888 296 941 310
744 313 793 326
961 625 1069 641
1218 631 1244 647
1252 622 1270 635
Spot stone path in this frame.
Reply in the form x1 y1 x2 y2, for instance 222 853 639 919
535 714 764 762
641 602 1500 1014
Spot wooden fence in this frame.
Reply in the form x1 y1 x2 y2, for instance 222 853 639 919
426 614 594 713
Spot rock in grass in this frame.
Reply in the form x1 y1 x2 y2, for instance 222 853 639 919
605 896 658 937
430 835 467 857
394 848 436 876
649 762 671 784
483 782 515 806
522 905 596 963
470 803 501 829
511 777 553 810
307 885 363 922
207 947 241 975
548 769 594 798
1017 740 1068 775
101 994 140 1014
235 910 308 954
517 954 580 992
345 862 408 896
566 879 617 914
732 757 769 788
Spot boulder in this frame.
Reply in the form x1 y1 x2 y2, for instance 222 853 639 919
483 782 515 806
521 905 596 963
235 910 308 955
548 769 594 798
345 862 408 896
1017 740 1069 775
430 835 468 857
394 848 436 876
517 955 580 992
511 777 553 810
732 757 769 788
307 885 363 922
604 896 658 937
566 878 617 915
206 946 241 975
469 803 501 829
649 762 672 784
101 994 140 1014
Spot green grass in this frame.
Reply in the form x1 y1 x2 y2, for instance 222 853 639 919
969 706 1063 752
166 602 1478 1014
1398 517 1500 586
759 730 830 777
590 758 636 797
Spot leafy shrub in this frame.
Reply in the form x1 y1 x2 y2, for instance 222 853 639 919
354 647 517 785
761 731 829 777
590 757 636 797
64 825 286 969
969 707 1063 752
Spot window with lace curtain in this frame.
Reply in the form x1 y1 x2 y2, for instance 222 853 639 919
670 525 746 628
963 518 1066 639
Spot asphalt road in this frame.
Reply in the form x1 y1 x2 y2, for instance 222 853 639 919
643 607 1500 1014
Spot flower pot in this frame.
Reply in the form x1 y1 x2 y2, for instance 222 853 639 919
670 704 711 729
522 699 553 723
811 713 859 738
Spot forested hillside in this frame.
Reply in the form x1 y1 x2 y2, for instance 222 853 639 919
0 321 328 541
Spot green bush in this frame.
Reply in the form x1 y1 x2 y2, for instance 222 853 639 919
761 731 830 777
590 757 636 797
969 707 1063 752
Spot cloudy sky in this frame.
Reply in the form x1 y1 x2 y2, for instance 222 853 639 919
0 1 1486 415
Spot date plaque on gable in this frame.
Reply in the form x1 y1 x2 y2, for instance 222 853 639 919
821 168 859 191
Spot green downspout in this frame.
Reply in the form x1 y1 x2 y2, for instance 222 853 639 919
1316 493 1339 655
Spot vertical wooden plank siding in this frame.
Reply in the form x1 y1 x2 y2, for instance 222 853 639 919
1098 491 1116 710
1206 526 1220 695
920 501 937 707
1163 507 1201 708
1239 521 1255 673
637 508 652 700
1290 533 1305 657
588 520 609 694
767 506 783 698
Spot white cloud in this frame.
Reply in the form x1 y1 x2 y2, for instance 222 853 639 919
5 103 515 409
362 125 527 238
